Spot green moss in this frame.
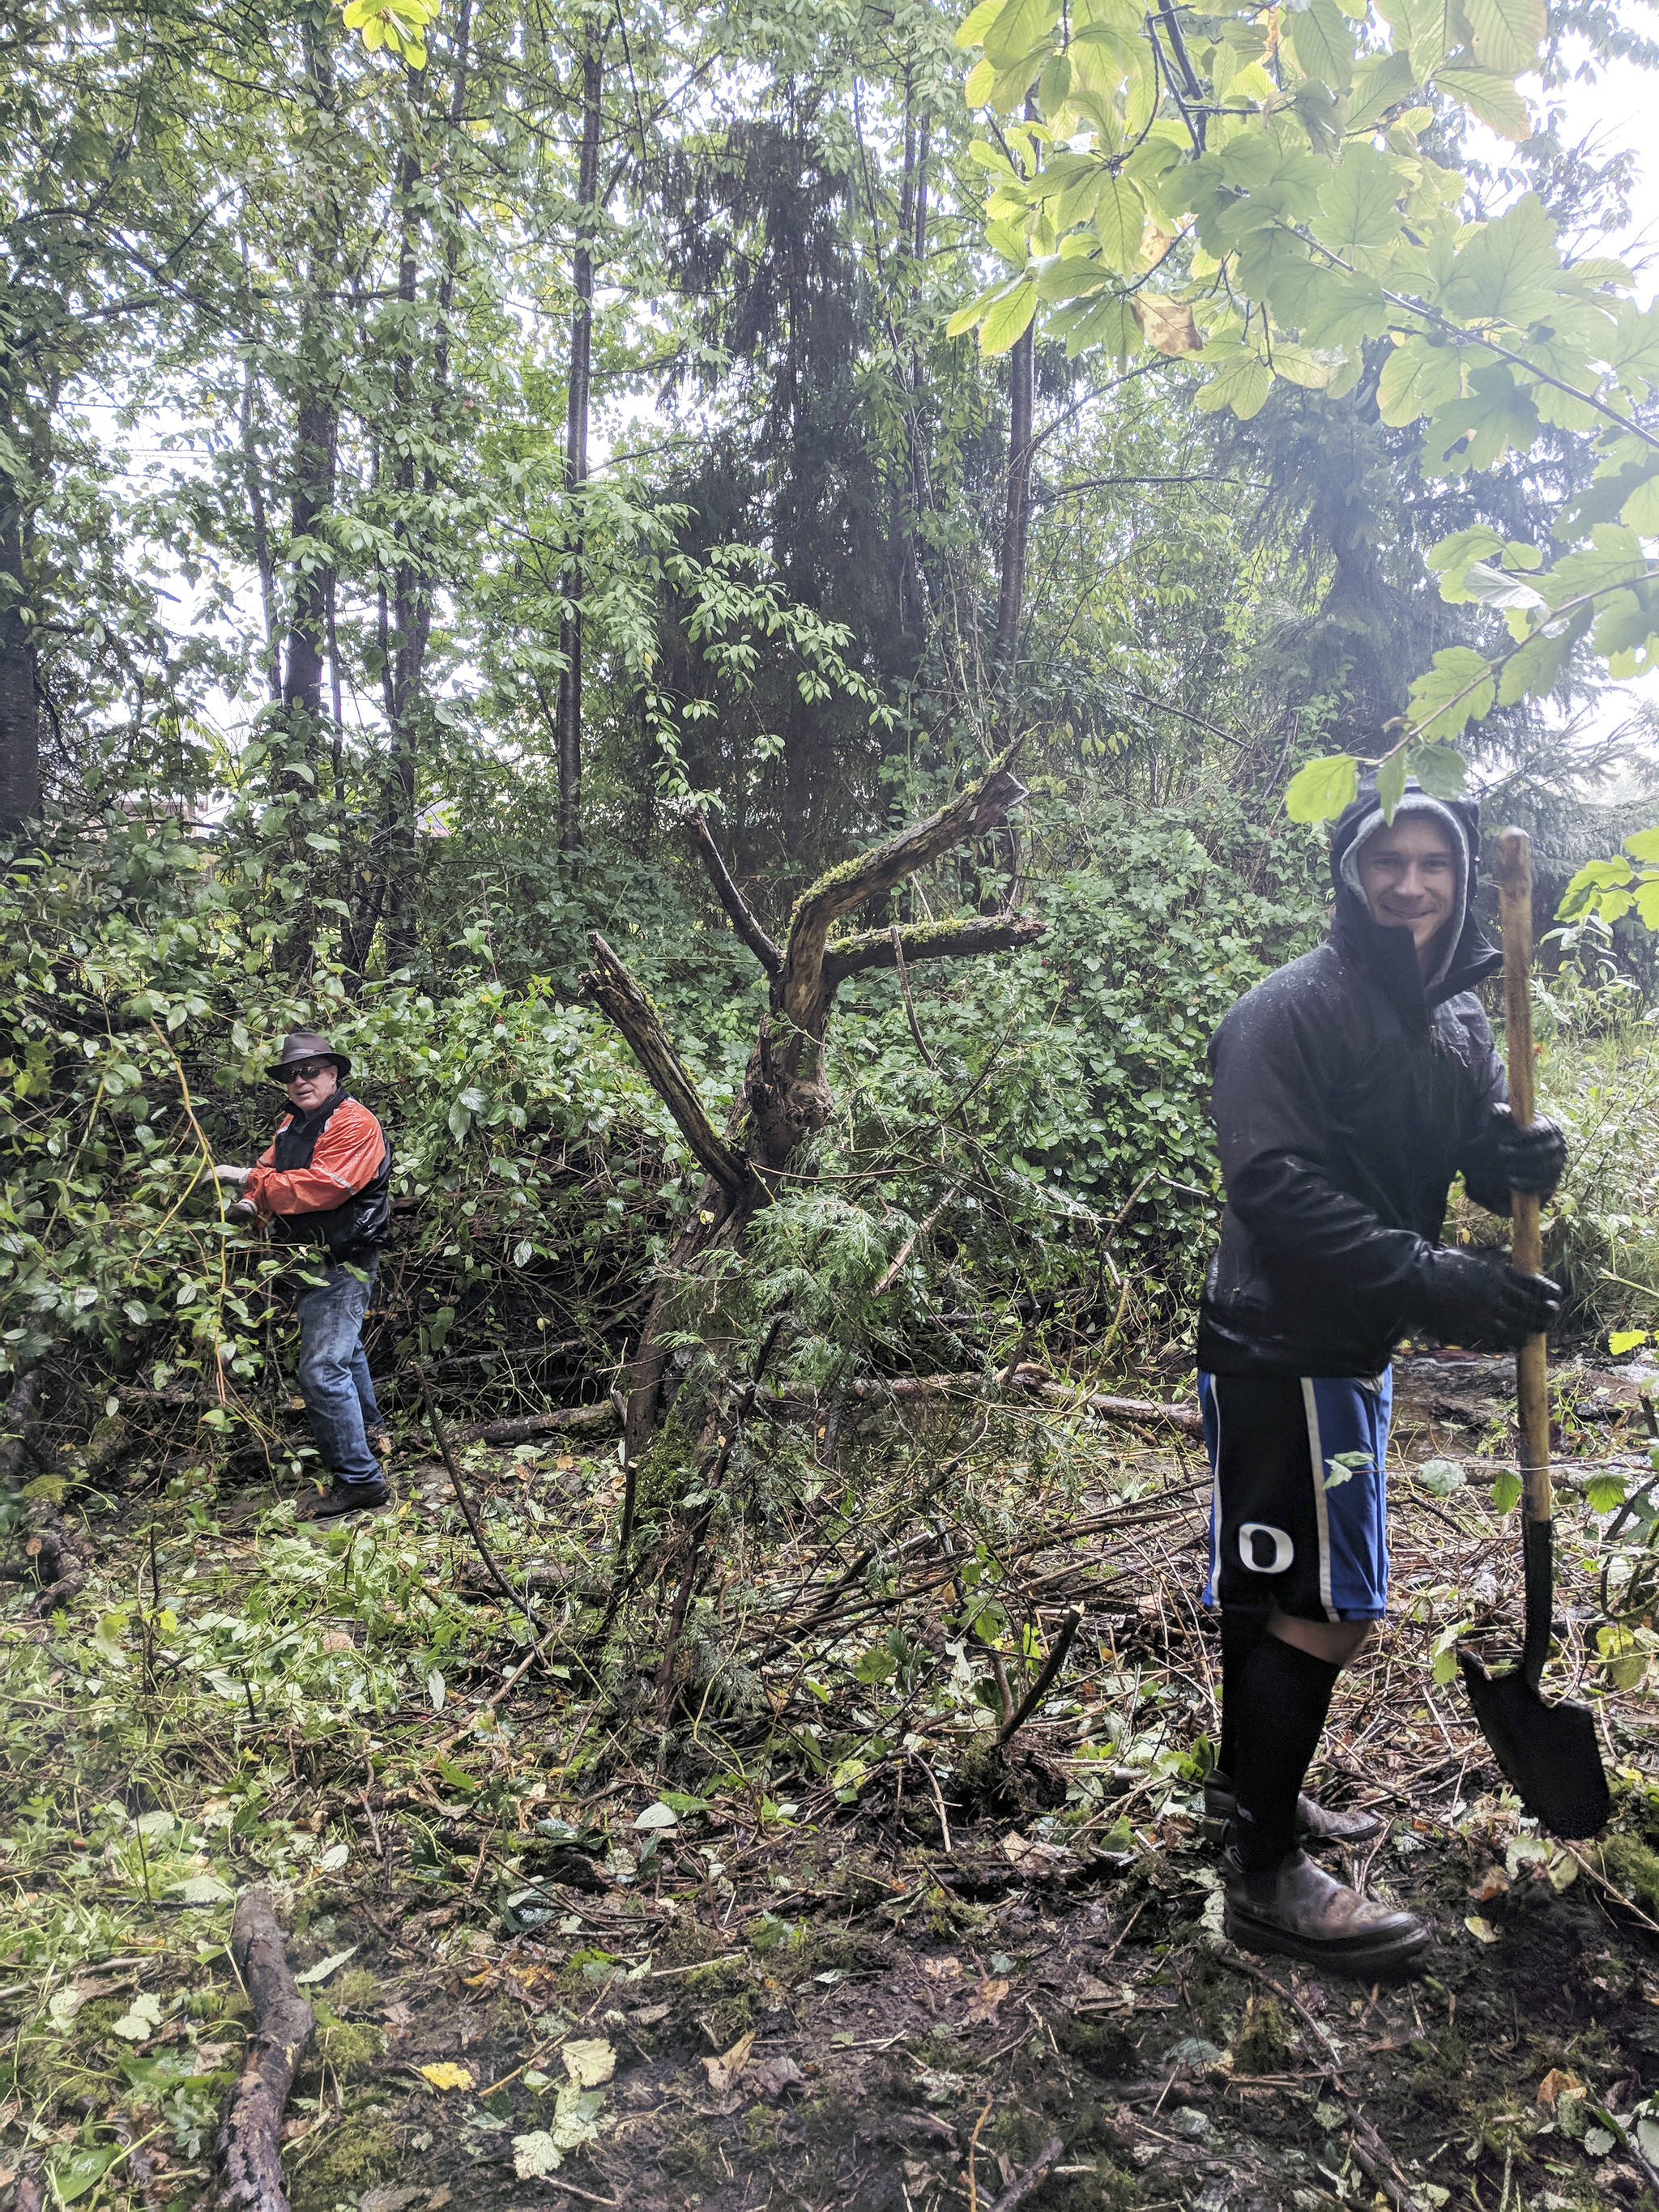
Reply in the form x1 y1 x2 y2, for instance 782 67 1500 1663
333 1968 382 2014
1601 1831 1659 1918
1230 1993 1293 2075
744 2103 781 2151
289 2120 399 2212
315 2019 385 2080
20 1475 66 1506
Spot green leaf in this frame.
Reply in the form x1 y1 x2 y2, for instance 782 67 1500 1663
957 0 1006 46
1377 747 1408 823
1417 1457 1466 1496
1403 646 1495 742
1192 343 1273 420
1309 142 1404 255
1346 49 1415 132
1610 1329 1652 1356
1404 742 1468 798
1435 62 1530 140
1491 1468 1522 1514
1285 0 1354 89
1376 338 1465 428
51 2146 122 2206
1462 0 1543 69
979 279 1038 354
982 0 1056 71
1435 192 1559 325
1427 524 1505 597
1585 1472 1627 1515
1092 173 1145 271
1285 753 1359 823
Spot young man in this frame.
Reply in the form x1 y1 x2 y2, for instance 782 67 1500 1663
1197 778 1566 1976
217 1029 394 1520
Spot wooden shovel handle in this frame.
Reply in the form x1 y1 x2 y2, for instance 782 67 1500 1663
1495 828 1550 1524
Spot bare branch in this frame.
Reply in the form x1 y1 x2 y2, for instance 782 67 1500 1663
783 761 1030 1039
822 911 1046 990
581 932 748 1196
684 810 783 980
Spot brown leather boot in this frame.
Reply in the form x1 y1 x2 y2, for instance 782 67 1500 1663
1222 1847 1431 1980
1205 1771 1383 1849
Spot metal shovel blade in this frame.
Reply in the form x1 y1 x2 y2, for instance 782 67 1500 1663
1457 1647 1610 1839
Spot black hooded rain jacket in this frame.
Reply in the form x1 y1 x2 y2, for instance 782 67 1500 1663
1196 778 1515 1379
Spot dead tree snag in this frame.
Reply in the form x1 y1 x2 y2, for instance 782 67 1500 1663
580 760 1043 1464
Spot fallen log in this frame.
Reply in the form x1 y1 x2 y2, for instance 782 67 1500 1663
217 1890 315 2212
445 1404 617 1447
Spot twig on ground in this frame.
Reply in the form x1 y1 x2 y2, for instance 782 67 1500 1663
998 1607 1081 1748
985 2133 1064 2211
414 1365 542 1635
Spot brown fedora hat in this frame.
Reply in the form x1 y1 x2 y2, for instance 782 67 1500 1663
266 1028 352 1085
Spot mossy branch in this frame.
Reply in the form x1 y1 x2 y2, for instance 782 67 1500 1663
782 761 1030 1038
581 932 748 1196
822 910 1046 990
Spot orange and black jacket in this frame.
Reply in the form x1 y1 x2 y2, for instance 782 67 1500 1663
245 1091 391 1265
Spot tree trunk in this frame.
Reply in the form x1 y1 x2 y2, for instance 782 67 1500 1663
557 34 604 857
381 96 429 976
585 765 1040 1460
993 316 1034 721
0 479 39 833
279 15 342 793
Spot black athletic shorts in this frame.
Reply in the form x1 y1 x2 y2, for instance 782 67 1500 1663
1198 1370 1392 1623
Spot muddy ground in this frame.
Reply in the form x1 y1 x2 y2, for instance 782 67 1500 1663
6 1353 1659 2212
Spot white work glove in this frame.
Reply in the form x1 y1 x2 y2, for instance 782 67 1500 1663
214 1165 251 1189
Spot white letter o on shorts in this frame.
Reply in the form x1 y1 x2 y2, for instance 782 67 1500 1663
1239 1522 1294 1575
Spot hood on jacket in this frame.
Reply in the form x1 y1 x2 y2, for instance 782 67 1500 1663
1328 773 1499 1008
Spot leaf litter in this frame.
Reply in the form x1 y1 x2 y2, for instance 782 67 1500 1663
4 1357 1659 2206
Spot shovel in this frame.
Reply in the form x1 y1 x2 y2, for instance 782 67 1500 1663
1457 826 1610 1839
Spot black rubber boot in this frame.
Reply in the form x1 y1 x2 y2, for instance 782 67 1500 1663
1204 1771 1384 1848
296 1477 392 1521
1222 1845 1430 1980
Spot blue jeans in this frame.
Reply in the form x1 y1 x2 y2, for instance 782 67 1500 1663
296 1260 383 1485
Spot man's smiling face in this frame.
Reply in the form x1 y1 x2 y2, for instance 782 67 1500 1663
286 1057 341 1114
1355 815 1458 968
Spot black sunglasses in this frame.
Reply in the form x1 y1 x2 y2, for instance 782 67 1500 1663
286 1060 335 1083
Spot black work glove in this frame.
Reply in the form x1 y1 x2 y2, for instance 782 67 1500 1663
1415 1247 1561 1348
1487 1102 1567 1199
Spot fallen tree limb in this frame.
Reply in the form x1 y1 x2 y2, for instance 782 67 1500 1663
217 1890 315 2212
443 1404 617 1448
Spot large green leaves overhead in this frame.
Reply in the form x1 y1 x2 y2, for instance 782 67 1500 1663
944 0 1659 821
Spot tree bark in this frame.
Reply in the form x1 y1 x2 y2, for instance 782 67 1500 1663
380 83 430 976
0 482 39 833
216 1890 314 2212
557 33 605 856
993 315 1034 722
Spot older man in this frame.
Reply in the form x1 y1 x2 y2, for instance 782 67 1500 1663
1197 776 1566 1976
218 1029 393 1519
